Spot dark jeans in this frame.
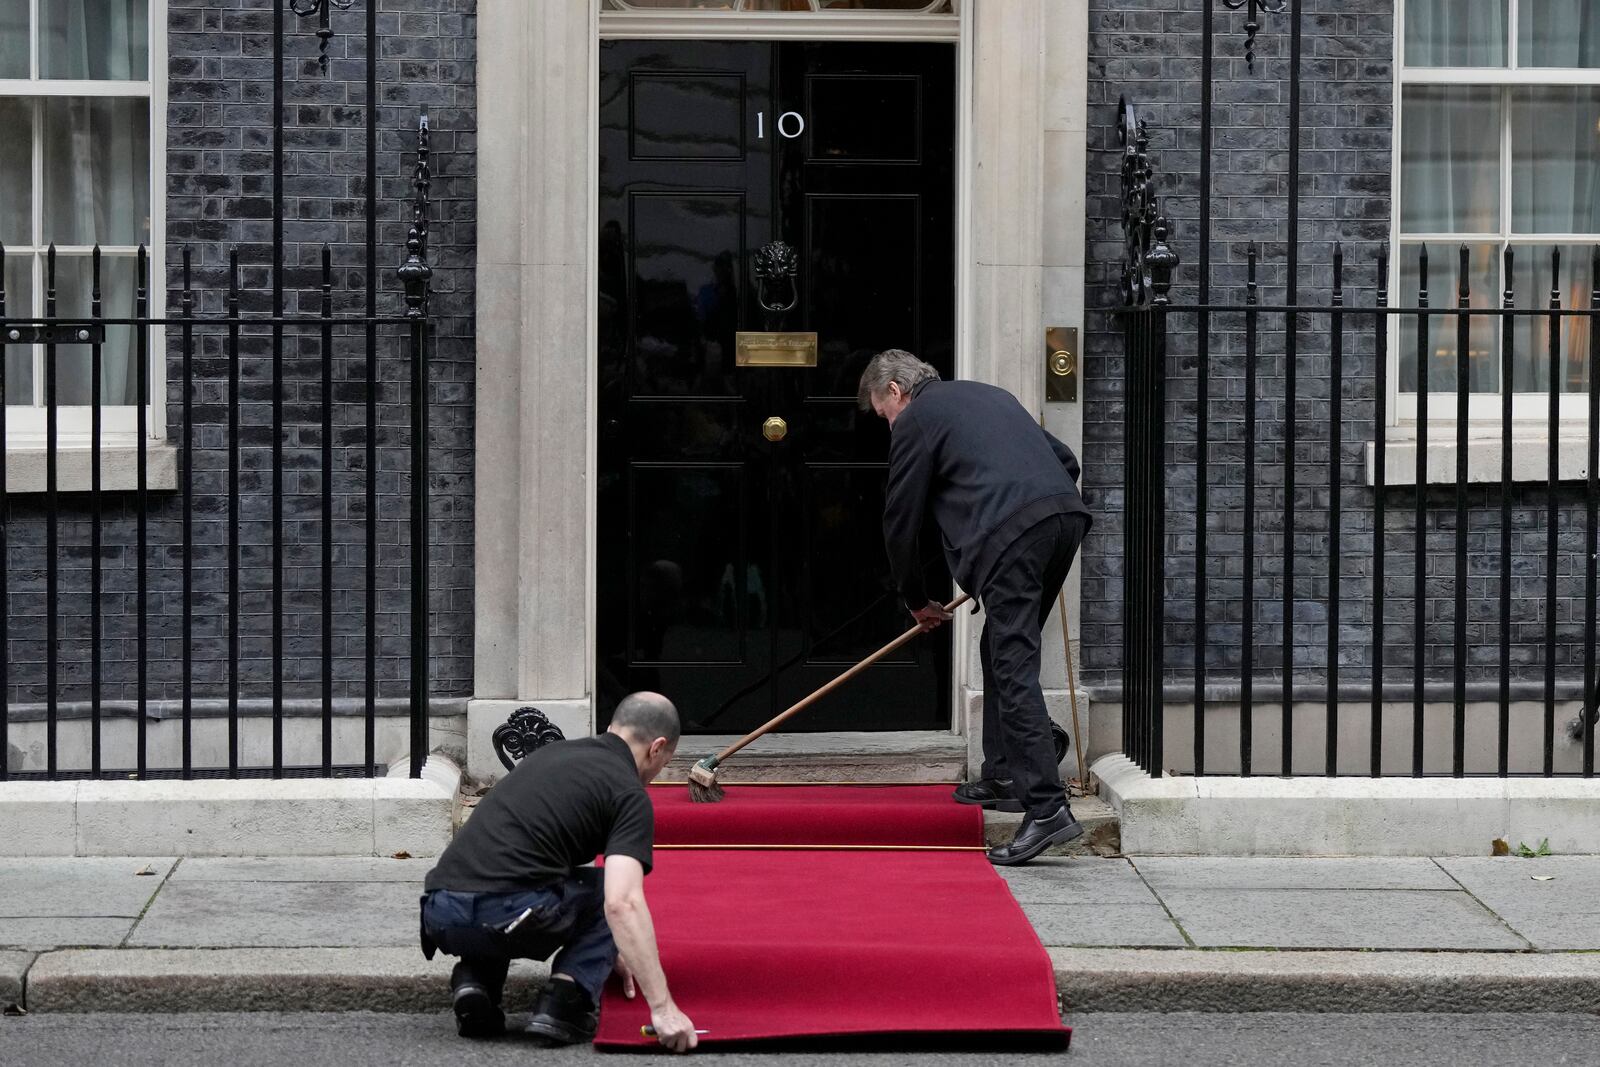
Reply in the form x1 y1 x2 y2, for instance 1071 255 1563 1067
421 868 615 1007
977 512 1090 819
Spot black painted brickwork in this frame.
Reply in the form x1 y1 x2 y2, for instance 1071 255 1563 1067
1082 1 1596 701
3 0 477 724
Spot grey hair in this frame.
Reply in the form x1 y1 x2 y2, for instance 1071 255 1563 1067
611 691 681 747
856 349 940 411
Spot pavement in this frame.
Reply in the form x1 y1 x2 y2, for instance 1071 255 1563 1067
5 852 1600 1017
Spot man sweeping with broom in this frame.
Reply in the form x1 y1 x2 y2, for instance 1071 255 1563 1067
859 350 1093 866
420 692 699 1052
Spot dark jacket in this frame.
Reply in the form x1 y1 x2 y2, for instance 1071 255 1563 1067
883 378 1091 607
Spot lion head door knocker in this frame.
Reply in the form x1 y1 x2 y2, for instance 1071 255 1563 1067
491 706 567 772
752 241 799 327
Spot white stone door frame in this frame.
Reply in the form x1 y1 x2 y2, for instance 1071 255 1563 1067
470 0 1080 782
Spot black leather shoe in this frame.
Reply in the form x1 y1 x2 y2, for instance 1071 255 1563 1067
523 978 599 1046
953 778 1024 813
987 805 1083 866
452 981 505 1038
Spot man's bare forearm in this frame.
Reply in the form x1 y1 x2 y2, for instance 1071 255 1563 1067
606 894 672 1008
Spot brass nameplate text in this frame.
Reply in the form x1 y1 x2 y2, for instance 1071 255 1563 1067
736 331 818 368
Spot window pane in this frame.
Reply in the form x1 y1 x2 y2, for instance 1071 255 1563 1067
40 0 149 80
1519 0 1600 68
1509 245 1594 393
1405 0 1509 67
1511 87 1600 234
1396 243 1501 393
3 252 33 405
41 97 150 246
0 0 27 78
0 98 31 245
1400 87 1503 233
51 253 138 407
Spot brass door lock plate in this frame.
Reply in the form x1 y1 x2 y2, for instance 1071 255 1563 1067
1045 325 1077 403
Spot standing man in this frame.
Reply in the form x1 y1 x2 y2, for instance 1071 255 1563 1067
859 350 1092 866
420 692 699 1052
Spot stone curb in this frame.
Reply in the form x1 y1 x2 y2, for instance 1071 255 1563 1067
18 946 1600 1016
2 951 33 1009
1051 949 1600 1014
23 949 549 1013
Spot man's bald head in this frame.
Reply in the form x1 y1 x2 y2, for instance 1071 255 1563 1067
610 691 681 748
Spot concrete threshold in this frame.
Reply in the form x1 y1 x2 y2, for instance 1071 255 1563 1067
1093 753 1600 856
665 730 967 784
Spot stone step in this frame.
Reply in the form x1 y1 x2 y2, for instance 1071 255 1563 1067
664 731 967 785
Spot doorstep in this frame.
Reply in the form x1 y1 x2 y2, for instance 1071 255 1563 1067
663 731 968 785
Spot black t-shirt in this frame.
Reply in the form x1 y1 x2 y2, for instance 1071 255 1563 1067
424 733 654 894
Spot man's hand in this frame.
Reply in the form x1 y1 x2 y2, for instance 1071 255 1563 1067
614 955 636 1000
911 600 953 632
650 1002 700 1053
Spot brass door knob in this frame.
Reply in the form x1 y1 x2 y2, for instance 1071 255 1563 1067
762 416 788 442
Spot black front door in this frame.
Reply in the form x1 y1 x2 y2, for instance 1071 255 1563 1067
597 40 956 735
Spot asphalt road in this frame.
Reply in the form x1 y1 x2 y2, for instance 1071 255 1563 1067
6 1011 1600 1066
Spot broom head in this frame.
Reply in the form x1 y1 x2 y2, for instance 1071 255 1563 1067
687 757 724 803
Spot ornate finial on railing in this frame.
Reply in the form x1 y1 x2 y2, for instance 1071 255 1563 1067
1222 0 1287 71
491 707 567 772
398 114 432 320
1147 216 1180 306
1117 98 1178 308
289 0 357 76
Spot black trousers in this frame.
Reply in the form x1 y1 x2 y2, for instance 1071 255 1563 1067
977 512 1090 819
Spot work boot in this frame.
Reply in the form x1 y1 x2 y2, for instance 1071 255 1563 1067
523 978 600 1046
952 777 1023 813
451 981 506 1039
986 804 1083 866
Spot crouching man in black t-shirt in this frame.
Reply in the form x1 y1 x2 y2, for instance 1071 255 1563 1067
420 692 699 1052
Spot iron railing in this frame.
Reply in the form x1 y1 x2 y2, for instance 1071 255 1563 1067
1116 99 1600 779
0 0 434 782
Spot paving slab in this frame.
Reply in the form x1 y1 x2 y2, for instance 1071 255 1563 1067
0 858 177 918
0 918 141 951
169 858 430 884
1156 888 1531 950
1024 902 1189 947
127 880 419 948
1 950 33 1007
1132 857 1460 892
1049 948 1600 1014
1436 857 1600 950
24 948 549 1013
998 857 1159 904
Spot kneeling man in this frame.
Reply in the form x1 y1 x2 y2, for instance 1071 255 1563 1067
421 692 698 1051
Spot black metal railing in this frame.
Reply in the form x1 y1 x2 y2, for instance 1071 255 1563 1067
0 116 434 783
1116 101 1599 777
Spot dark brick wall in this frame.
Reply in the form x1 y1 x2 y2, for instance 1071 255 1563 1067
3 0 476 728
1082 0 1596 702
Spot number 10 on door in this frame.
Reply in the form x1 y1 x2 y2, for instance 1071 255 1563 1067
756 111 805 139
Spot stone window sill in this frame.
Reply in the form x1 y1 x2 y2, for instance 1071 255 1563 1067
1365 433 1593 487
4 443 179 494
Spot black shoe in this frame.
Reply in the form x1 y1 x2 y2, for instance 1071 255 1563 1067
523 978 599 1046
953 778 1024 813
452 981 506 1038
987 805 1083 866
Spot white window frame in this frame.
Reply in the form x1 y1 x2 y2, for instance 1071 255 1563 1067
1 0 167 451
1391 0 1599 430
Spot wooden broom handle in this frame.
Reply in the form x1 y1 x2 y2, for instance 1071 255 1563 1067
712 593 972 765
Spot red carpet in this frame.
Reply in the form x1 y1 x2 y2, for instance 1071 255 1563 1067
593 785 1069 1049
